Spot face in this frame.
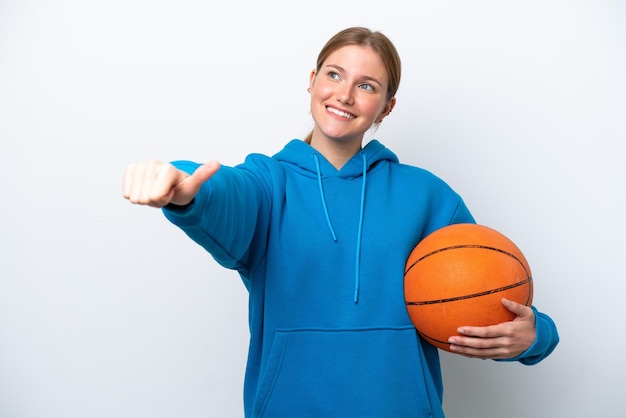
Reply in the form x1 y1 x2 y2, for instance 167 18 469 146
308 44 395 147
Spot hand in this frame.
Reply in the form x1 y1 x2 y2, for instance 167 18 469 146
447 298 536 360
123 160 220 208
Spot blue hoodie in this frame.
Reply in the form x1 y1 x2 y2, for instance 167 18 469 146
163 139 559 418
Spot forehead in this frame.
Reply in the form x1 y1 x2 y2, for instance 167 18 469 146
323 44 388 83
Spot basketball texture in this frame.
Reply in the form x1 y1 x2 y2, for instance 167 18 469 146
404 223 533 352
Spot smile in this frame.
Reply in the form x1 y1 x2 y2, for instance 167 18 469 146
326 106 355 119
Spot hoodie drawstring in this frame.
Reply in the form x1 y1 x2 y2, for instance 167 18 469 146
354 152 367 303
312 152 367 304
313 153 337 242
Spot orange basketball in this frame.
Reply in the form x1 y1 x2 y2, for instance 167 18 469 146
404 223 533 352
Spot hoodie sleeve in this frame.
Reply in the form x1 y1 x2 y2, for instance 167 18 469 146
161 158 273 276
498 306 560 365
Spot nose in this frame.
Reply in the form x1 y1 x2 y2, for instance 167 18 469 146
336 84 354 105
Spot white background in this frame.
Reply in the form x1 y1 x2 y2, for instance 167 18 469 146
1 1 624 417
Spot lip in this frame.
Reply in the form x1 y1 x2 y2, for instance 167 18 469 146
325 105 356 120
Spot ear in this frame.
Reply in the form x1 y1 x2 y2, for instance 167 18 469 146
376 97 397 123
308 69 317 92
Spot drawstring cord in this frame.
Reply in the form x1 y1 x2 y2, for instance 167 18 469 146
312 152 367 304
313 153 337 242
354 152 367 303
313 151 367 303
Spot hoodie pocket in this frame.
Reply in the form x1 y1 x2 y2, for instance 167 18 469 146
253 326 439 418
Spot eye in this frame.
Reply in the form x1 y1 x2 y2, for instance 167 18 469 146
359 83 374 92
328 71 341 80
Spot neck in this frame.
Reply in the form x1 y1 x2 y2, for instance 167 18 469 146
309 135 363 170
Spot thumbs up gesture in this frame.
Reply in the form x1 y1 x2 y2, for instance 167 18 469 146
123 160 220 208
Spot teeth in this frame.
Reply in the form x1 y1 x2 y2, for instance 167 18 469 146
327 106 355 119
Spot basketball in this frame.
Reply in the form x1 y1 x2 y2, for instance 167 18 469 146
404 223 533 352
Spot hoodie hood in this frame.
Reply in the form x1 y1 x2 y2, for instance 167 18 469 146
273 139 399 179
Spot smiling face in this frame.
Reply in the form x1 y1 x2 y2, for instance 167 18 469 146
308 44 396 153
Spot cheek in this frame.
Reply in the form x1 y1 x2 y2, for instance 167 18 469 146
362 98 387 118
309 85 336 117
308 91 328 122
311 82 334 100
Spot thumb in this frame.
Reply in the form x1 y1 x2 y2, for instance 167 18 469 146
189 160 221 185
501 298 533 319
170 161 221 205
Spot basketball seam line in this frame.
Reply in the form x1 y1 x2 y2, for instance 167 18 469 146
405 278 533 305
418 333 451 346
405 244 530 277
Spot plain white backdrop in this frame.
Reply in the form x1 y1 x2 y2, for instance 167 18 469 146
1 1 624 417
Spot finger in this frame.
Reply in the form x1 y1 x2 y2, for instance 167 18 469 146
124 160 179 207
448 336 498 358
449 344 509 359
449 332 520 359
124 162 152 204
455 323 503 338
142 161 189 208
449 332 503 348
138 160 161 204
501 297 533 318
168 161 220 206
122 164 136 199
449 332 531 360
186 161 220 189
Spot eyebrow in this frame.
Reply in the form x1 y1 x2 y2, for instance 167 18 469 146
324 64 384 88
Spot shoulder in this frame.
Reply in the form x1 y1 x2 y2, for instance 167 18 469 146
369 141 454 190
237 151 287 179
389 161 457 191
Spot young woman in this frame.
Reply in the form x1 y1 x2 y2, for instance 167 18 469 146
123 27 559 418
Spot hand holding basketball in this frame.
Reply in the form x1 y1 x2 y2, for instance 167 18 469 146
447 297 537 359
123 160 220 208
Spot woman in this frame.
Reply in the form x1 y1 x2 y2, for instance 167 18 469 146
123 26 559 418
